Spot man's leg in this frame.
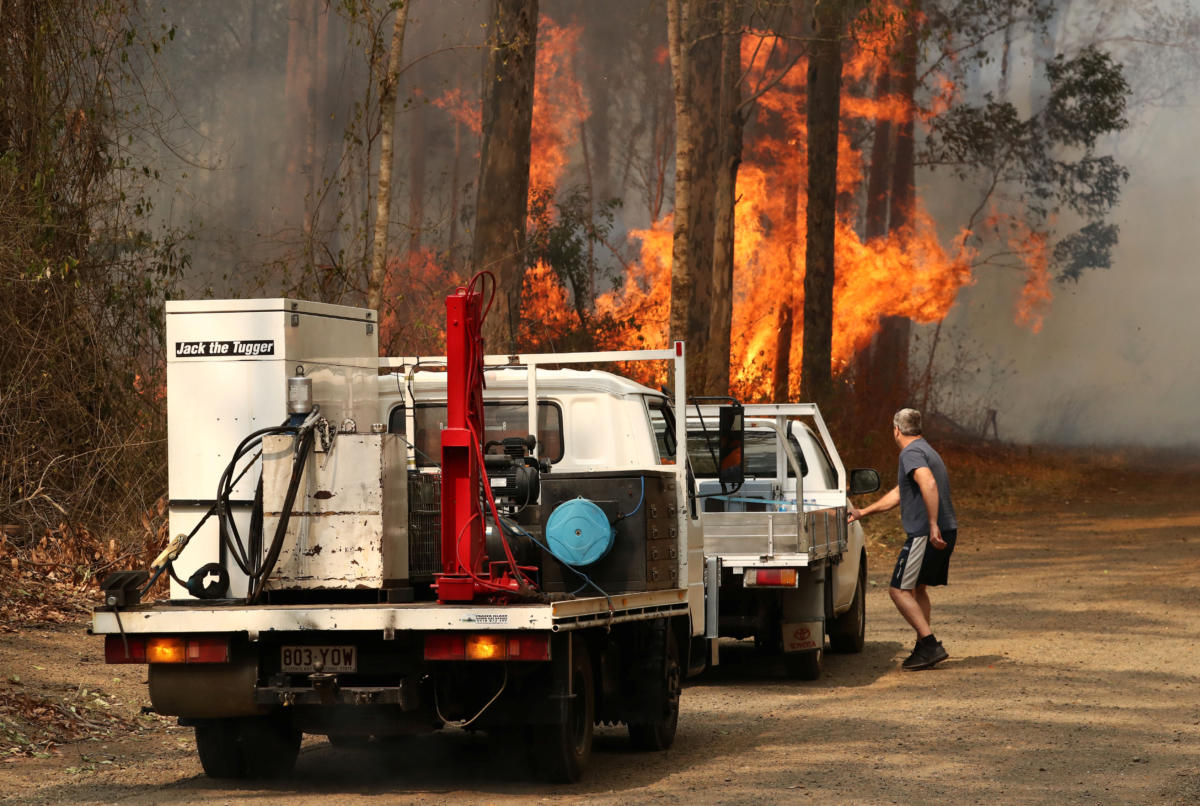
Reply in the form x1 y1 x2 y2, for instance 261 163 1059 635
914 584 932 628
889 586 932 639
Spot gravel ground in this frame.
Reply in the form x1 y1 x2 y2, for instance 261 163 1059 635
1 465 1198 805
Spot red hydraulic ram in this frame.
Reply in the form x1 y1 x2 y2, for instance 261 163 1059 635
434 281 535 603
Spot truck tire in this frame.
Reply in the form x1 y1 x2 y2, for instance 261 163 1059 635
194 716 300 779
195 719 245 779
536 637 593 783
829 555 867 653
783 647 823 680
628 625 681 751
241 716 301 778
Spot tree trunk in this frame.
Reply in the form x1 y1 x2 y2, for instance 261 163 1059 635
666 0 694 349
682 0 723 395
800 0 845 403
447 118 462 266
707 0 744 397
863 64 891 241
870 1 920 408
366 0 412 317
284 0 313 230
474 0 538 353
407 91 426 255
772 177 800 401
855 58 903 422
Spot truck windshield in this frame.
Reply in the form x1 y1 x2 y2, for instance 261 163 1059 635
688 430 807 479
410 402 564 467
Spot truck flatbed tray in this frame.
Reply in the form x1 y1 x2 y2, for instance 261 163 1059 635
91 588 689 638
702 506 845 564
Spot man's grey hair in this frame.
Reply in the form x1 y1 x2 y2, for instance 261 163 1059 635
893 408 922 436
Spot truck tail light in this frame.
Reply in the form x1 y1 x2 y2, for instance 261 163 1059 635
506 634 551 661
186 636 230 663
147 637 186 663
466 634 505 660
104 635 147 664
130 636 230 664
745 568 798 587
424 634 466 660
424 633 551 661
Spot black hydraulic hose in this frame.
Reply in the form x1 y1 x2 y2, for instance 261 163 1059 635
216 424 299 574
248 426 315 603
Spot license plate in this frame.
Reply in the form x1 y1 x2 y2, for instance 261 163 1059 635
280 645 357 673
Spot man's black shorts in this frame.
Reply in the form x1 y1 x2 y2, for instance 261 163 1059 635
890 529 957 590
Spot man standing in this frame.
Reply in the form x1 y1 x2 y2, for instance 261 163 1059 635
848 408 957 671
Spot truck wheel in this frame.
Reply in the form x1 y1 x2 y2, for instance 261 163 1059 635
783 647 823 680
628 626 681 751
829 556 867 653
536 637 593 783
195 719 246 779
241 716 301 778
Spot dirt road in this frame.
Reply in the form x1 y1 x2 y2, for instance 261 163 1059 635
3 465 1199 804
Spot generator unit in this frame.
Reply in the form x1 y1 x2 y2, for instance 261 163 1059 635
165 299 381 599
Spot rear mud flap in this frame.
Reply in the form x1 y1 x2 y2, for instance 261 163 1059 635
781 621 823 653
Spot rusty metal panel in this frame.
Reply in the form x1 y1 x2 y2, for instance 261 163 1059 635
262 433 407 590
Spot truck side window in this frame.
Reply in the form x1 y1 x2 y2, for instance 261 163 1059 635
387 403 405 436
801 425 838 488
645 398 676 464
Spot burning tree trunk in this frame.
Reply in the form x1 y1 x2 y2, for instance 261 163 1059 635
366 1 411 316
863 64 892 241
474 0 539 353
707 0 745 397
773 177 800 401
682 0 723 395
666 0 694 349
877 2 920 407
800 0 846 403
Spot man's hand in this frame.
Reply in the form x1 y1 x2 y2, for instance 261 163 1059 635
847 505 863 524
930 523 946 550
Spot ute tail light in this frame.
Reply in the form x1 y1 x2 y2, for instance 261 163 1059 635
745 568 799 587
105 635 229 664
424 633 551 662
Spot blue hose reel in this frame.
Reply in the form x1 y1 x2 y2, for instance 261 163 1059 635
545 498 614 566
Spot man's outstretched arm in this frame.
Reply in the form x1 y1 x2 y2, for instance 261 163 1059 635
848 485 900 522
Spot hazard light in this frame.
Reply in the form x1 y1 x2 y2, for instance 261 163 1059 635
744 568 799 587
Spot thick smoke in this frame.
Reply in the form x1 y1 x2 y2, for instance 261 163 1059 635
920 6 1200 448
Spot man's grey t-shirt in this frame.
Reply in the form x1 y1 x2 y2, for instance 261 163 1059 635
897 438 957 536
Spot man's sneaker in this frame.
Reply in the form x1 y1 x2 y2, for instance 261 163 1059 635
901 640 949 671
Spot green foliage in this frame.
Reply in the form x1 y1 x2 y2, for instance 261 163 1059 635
527 186 623 315
922 46 1130 280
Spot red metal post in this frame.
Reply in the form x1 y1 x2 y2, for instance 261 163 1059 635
437 289 485 602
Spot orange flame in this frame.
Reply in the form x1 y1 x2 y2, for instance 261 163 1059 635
433 88 481 135
530 17 589 196
380 248 463 355
428 6 1041 398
